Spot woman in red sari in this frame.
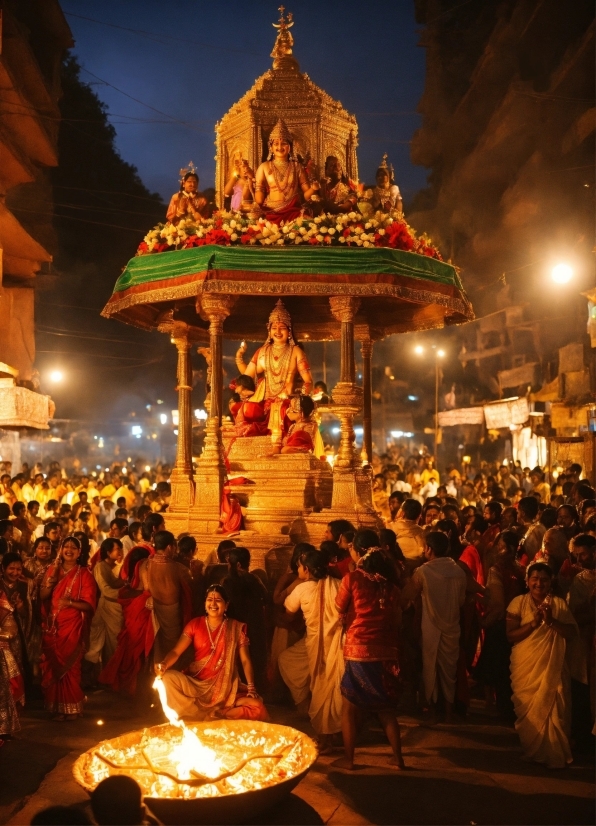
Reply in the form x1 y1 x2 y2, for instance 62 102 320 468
40 536 96 720
155 584 268 722
99 546 154 696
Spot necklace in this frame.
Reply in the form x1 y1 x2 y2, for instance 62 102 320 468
271 159 294 195
206 617 226 652
265 343 292 398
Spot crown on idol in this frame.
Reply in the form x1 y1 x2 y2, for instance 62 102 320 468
179 161 198 185
268 118 293 145
268 299 292 328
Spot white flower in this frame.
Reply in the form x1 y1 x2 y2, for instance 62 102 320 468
295 217 303 227
230 219 237 229
328 227 336 235
259 239 266 245
262 227 270 237
299 226 307 235
276 238 284 245
265 238 272 245
230 232 238 241
294 236 302 244
363 241 371 247
197 231 204 238
316 234 324 242
314 216 322 224
282 225 290 234
356 238 363 246
320 226 328 234
339 236 346 244
365 222 371 229
178 231 187 240
335 225 342 233
354 226 363 235
250 238 257 245
289 231 296 239
348 211 357 220
222 223 230 232
377 228 385 236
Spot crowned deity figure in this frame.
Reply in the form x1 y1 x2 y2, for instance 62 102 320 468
370 154 403 214
234 300 313 446
166 163 208 225
254 119 320 224
319 156 357 215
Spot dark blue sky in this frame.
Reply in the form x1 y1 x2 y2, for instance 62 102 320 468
62 0 428 204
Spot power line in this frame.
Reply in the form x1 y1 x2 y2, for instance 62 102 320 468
10 204 145 233
63 11 262 56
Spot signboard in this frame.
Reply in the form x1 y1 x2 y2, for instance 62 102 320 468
438 407 484 427
483 397 529 429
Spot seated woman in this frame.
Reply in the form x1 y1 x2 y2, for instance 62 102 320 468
166 165 208 225
229 375 268 438
155 584 268 722
280 395 321 455
224 156 256 212
506 561 579 768
319 156 357 214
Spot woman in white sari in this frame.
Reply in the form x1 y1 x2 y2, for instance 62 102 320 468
85 539 124 670
279 545 344 751
506 562 579 768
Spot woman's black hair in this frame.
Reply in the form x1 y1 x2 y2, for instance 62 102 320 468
352 529 394 579
497 530 520 557
379 528 406 564
540 506 558 529
32 535 52 554
526 561 553 579
319 540 340 564
180 170 199 191
236 374 256 393
299 395 315 418
100 537 122 561
436 518 464 560
1 551 22 570
177 534 197 557
61 535 82 551
289 543 304 575
73 531 90 567
327 519 355 543
228 546 251 574
298 547 328 580
129 520 142 541
205 583 229 603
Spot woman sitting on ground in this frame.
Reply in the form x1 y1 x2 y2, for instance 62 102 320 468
155 584 268 721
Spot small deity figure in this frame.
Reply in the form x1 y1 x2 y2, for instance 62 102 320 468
254 119 320 224
166 163 208 225
235 300 313 445
370 154 403 214
229 375 268 438
280 395 323 456
319 156 357 214
224 155 256 212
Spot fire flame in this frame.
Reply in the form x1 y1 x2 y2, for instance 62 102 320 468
152 677 222 780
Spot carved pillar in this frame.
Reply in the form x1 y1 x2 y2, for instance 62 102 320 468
360 338 373 463
192 295 235 532
157 320 195 519
330 296 361 470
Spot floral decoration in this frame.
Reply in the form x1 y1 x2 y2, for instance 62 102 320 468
136 210 443 260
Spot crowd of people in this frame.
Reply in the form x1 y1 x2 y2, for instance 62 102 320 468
0 452 594 822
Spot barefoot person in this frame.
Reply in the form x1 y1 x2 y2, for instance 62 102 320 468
334 529 405 770
155 585 268 721
39 536 96 720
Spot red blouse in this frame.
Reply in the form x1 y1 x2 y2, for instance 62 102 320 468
336 569 399 661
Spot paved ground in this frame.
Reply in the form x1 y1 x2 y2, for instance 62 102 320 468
1 691 593 825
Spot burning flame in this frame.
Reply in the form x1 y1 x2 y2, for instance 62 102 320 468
153 677 222 780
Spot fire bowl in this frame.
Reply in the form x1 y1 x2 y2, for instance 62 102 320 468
73 719 318 825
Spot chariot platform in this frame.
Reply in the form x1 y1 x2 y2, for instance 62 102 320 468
102 245 472 566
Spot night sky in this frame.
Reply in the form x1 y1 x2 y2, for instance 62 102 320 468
62 0 428 204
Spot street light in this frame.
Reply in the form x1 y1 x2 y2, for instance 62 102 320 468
49 370 64 383
415 345 446 460
551 263 573 284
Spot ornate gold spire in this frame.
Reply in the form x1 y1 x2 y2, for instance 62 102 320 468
271 6 298 70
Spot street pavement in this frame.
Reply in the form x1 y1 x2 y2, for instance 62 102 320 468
1 691 593 825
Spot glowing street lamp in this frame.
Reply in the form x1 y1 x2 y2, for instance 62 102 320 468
551 263 573 284
49 370 64 383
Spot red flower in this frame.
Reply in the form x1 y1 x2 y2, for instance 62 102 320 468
137 241 149 254
308 236 319 245
240 233 253 244
205 229 231 245
342 228 352 238
183 235 207 248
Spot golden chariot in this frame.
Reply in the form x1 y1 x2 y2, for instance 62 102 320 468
101 10 473 569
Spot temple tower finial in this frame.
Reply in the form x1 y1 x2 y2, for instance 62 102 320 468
271 7 298 70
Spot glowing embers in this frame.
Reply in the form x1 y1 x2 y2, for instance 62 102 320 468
73 720 316 801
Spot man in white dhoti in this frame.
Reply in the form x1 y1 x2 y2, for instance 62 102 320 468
403 531 466 719
279 545 344 751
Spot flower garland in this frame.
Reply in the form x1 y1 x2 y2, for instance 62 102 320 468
136 209 443 260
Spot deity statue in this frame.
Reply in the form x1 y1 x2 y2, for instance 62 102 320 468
254 119 320 224
370 154 403 214
234 300 313 445
166 163 208 225
319 156 357 214
224 155 256 212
